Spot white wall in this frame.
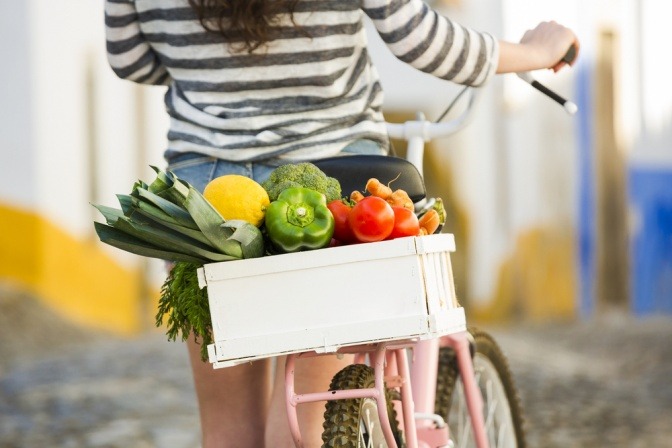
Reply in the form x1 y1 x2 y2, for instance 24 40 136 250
500 0 581 232
0 2 36 208
634 0 672 168
0 1 167 270
29 1 167 236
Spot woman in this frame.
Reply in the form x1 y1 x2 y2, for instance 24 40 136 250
104 0 578 446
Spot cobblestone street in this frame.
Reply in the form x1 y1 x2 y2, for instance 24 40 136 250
490 315 672 447
1 290 671 447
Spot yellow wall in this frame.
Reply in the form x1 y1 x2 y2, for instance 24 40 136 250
474 227 577 322
0 203 156 335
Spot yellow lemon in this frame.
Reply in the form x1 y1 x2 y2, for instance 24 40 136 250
203 175 270 227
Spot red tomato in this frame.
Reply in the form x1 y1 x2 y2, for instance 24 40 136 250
348 196 395 242
387 206 420 240
327 200 357 244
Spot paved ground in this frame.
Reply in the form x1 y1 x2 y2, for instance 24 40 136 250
1 287 671 447
489 315 672 448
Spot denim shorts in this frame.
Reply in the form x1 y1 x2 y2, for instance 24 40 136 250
165 140 385 193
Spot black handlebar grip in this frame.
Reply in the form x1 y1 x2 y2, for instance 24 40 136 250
561 45 577 65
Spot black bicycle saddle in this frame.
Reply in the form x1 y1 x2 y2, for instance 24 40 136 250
313 155 426 203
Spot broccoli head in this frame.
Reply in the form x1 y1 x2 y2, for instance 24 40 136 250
262 162 342 202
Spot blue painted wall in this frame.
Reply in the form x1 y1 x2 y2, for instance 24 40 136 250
629 167 672 314
577 63 596 317
575 55 672 316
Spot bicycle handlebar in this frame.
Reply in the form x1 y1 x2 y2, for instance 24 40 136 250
387 44 579 142
385 46 579 176
386 87 482 141
517 45 579 115
517 71 578 115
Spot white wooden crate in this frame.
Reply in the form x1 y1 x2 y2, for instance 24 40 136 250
197 234 465 368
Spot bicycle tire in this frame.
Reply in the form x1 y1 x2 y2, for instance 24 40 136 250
321 364 405 448
435 328 526 448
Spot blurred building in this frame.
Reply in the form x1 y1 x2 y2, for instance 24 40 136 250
0 0 669 335
0 0 168 334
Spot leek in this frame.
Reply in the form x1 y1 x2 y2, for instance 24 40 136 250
92 167 264 263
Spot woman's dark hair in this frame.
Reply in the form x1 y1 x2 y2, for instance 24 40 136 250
188 0 301 52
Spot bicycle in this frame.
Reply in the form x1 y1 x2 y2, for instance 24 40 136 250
197 59 577 448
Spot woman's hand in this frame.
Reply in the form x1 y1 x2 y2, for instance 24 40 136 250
497 21 580 74
520 21 580 72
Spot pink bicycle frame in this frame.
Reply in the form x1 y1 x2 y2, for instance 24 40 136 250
283 330 489 448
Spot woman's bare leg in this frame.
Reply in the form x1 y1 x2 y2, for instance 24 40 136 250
265 354 354 448
187 338 272 448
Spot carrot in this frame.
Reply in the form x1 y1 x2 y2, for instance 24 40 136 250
418 209 440 235
365 178 392 199
387 189 414 211
350 190 365 203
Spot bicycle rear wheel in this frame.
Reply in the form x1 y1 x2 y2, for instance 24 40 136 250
435 328 526 448
321 364 405 448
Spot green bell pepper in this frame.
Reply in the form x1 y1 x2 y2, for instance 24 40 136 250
265 187 335 253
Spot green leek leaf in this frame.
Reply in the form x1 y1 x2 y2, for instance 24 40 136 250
135 187 199 229
130 208 214 247
131 197 184 228
113 216 239 262
91 204 124 225
94 222 206 264
154 170 191 205
222 220 265 259
180 183 240 255
117 194 134 216
148 166 172 194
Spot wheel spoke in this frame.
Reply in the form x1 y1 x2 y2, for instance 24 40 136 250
484 377 500 446
497 421 510 448
366 407 374 448
457 384 472 448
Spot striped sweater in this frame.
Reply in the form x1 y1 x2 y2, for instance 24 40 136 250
105 0 499 162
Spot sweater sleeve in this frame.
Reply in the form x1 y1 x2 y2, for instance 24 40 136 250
362 0 499 87
105 0 171 85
